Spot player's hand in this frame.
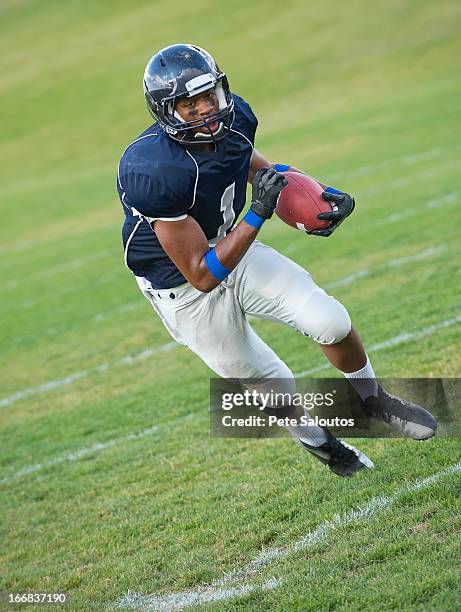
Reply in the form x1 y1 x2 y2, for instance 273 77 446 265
310 190 355 237
250 167 288 220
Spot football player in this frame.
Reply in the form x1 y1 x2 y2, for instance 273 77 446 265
117 44 437 477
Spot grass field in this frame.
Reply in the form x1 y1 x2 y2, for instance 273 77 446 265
1 0 461 610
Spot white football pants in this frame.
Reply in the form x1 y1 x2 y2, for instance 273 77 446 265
135 241 351 400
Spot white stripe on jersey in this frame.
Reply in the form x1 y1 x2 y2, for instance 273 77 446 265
124 218 143 270
229 127 254 149
147 214 188 223
185 149 199 209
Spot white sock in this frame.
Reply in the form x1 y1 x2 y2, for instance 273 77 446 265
343 355 378 400
286 417 327 447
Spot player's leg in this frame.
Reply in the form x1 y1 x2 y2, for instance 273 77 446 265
135 275 371 475
136 275 288 379
234 241 437 439
319 329 436 438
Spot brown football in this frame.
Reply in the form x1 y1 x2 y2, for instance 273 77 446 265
275 171 332 233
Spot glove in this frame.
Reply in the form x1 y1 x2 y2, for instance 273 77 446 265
250 167 288 220
310 190 356 237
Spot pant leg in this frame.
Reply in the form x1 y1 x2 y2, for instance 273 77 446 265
135 274 294 384
233 241 351 345
135 273 327 444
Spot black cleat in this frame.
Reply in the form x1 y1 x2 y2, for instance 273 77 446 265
358 385 437 440
299 429 374 477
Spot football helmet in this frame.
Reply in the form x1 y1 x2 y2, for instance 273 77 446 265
143 44 234 143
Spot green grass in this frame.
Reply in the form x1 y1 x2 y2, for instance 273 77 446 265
1 0 461 610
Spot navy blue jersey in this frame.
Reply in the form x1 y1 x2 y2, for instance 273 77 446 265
117 94 258 289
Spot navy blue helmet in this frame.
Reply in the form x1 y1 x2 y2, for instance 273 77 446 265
143 44 234 143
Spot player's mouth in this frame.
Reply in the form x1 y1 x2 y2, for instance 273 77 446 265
196 119 219 134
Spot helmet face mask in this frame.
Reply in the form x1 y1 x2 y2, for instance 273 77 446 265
143 44 234 144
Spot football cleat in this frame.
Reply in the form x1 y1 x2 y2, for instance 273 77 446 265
358 385 437 440
299 429 374 477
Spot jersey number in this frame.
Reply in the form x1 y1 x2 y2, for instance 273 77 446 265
209 182 236 246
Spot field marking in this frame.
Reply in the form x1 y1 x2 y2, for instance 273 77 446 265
2 144 454 257
324 244 446 290
4 248 115 291
324 269 369 289
18 241 448 342
322 145 461 183
3 184 457 297
217 461 461 583
380 191 458 224
1 307 459 411
0 342 177 409
113 461 461 611
295 313 461 377
0 414 194 486
2 314 460 484
0 426 159 485
114 578 280 612
387 245 447 267
6 191 457 320
1 243 448 407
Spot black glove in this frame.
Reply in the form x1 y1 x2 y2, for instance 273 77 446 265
310 190 356 237
250 167 288 220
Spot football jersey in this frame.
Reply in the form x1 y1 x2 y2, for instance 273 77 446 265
117 94 258 289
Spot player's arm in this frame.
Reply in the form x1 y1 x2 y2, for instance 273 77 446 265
153 168 287 293
248 149 355 237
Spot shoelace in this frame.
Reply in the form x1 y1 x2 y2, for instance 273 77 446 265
382 396 411 429
329 438 356 466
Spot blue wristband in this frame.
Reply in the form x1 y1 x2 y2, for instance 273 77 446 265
274 163 290 172
325 186 342 195
204 248 231 282
243 209 265 229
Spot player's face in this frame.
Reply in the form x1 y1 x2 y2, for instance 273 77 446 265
175 88 221 134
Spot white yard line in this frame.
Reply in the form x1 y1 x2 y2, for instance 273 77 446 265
4 248 115 290
0 342 177 409
381 191 457 224
218 463 461 585
324 244 446 290
113 462 461 611
324 269 370 289
115 578 280 612
0 426 159 485
295 313 461 377
0 240 456 410
8 191 456 316
7 235 449 352
1 306 456 411
0 414 193 486
327 146 449 182
5 187 457 300
2 314 460 484
387 245 447 267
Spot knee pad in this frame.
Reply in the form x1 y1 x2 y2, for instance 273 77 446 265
302 292 351 345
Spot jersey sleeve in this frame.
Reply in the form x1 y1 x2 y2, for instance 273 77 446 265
232 93 258 144
120 165 192 222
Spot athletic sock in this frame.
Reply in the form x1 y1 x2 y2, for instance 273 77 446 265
286 418 327 447
342 355 378 400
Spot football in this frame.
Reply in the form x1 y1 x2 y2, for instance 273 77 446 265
275 171 332 233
